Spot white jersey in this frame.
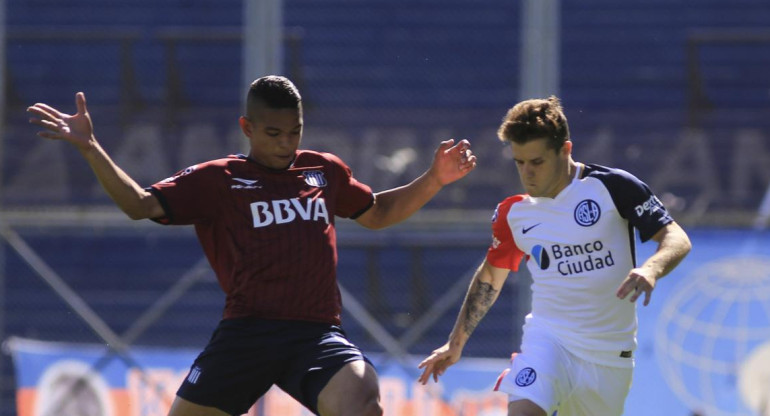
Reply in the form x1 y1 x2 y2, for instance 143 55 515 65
486 163 672 367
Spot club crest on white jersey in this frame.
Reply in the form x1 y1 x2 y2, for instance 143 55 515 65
574 199 601 226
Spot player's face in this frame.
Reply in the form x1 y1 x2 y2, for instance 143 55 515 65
510 138 572 198
240 106 303 169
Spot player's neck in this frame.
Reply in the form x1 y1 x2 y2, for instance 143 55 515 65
547 159 580 199
569 160 582 180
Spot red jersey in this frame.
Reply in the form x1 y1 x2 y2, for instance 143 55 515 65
149 151 374 325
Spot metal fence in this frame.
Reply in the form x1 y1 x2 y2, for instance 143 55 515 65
2 0 770 415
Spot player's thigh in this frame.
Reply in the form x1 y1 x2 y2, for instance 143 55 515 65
508 399 547 416
167 396 230 416
178 319 288 412
316 360 381 416
570 364 632 416
495 336 570 415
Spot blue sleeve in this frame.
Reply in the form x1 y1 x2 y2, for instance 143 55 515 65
587 165 673 242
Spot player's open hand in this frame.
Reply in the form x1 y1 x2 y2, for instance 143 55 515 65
417 342 462 385
429 139 477 186
27 92 95 151
616 267 656 306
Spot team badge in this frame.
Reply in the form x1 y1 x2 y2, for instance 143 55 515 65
574 199 601 226
303 170 327 187
515 367 537 387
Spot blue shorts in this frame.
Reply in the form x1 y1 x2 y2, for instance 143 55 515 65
176 317 372 415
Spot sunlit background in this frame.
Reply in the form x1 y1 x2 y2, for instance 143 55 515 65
1 1 769 415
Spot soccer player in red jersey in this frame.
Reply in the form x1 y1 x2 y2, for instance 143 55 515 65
28 75 477 416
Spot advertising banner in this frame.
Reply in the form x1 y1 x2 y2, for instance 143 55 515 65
6 337 510 416
6 229 770 416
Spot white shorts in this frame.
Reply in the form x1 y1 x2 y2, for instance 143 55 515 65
493 328 633 416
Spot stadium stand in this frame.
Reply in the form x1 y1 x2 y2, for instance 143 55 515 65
2 1 770 415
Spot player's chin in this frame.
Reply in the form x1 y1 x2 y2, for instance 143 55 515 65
525 187 540 196
271 156 294 169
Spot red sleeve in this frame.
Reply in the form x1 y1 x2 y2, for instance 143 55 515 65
486 195 526 271
324 153 374 219
148 162 222 225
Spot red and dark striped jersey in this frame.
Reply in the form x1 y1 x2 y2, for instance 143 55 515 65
149 151 374 325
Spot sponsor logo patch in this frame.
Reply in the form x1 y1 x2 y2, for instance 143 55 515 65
634 195 663 217
531 245 550 270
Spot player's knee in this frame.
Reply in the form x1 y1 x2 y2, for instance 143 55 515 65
318 385 382 416
327 395 381 416
507 399 547 416
508 411 545 416
357 394 383 416
346 387 382 416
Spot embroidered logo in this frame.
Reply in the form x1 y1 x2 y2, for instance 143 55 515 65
515 367 537 387
574 199 601 226
303 170 327 187
231 177 262 189
522 223 541 234
187 366 202 384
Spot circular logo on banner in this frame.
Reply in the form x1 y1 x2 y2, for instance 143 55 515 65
515 367 537 387
574 199 601 226
655 256 770 415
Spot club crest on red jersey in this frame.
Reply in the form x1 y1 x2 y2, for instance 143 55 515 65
303 170 327 187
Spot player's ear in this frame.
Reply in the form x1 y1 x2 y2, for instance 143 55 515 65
561 140 573 157
239 116 253 138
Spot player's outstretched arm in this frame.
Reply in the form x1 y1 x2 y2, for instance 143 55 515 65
27 92 164 220
418 260 509 384
616 221 692 306
355 139 477 230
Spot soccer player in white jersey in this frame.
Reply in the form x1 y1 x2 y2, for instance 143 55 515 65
418 96 692 416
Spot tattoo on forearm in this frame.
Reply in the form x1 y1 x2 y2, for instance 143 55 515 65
463 281 498 336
